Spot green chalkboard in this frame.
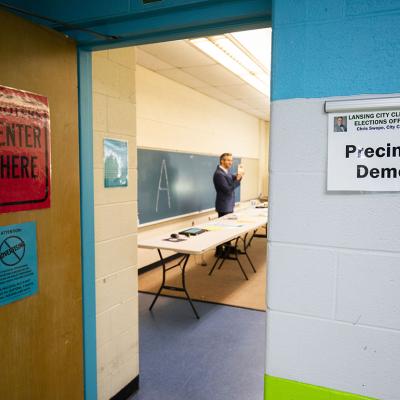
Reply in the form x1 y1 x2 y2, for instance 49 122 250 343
138 148 241 224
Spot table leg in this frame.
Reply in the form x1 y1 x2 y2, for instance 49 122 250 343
217 246 230 270
234 239 248 280
181 255 200 319
209 238 248 280
149 250 200 319
252 223 268 238
209 254 222 276
149 248 167 311
242 233 256 273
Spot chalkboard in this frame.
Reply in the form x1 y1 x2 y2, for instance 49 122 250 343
138 148 241 224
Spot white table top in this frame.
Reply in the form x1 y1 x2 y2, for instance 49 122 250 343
138 207 268 255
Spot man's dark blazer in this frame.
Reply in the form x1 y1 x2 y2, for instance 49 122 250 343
334 124 346 132
213 166 240 213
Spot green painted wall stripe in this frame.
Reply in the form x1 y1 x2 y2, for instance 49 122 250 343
264 375 377 400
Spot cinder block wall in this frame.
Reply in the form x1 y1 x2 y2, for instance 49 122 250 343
92 48 138 399
136 65 267 201
265 1 400 399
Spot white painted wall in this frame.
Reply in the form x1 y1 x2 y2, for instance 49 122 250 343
92 48 139 399
136 65 269 268
266 97 400 399
136 65 263 159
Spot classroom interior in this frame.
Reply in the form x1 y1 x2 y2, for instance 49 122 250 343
2 3 399 400
92 29 270 399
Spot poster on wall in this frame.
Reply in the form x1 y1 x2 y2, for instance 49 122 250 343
0 85 51 213
327 110 400 191
0 222 38 307
104 138 128 188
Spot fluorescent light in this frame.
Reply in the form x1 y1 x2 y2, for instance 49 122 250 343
190 38 246 76
212 36 265 76
231 28 272 70
190 37 269 95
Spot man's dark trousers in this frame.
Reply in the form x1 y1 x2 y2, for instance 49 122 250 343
216 211 232 256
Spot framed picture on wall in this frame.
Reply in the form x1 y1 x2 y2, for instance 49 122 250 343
103 138 128 188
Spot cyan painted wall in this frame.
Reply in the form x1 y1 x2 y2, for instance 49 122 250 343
272 0 400 100
266 1 400 399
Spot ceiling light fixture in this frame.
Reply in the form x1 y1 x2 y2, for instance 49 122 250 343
213 36 268 80
231 29 272 70
189 37 269 95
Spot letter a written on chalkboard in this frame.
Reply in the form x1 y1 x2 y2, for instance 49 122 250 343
156 159 171 212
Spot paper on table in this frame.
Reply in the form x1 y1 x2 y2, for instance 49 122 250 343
208 220 244 228
202 225 226 231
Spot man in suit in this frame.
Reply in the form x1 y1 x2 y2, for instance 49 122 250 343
213 152 243 217
213 153 243 256
334 116 347 132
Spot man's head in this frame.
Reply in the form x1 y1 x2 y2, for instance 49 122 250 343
337 116 344 125
220 153 233 169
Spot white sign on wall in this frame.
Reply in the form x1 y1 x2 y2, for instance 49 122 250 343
327 109 400 191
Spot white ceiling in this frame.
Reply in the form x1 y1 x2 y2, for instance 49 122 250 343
137 36 270 121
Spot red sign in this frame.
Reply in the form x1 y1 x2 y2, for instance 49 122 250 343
0 85 51 213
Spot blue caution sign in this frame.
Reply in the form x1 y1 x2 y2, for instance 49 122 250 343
0 222 38 307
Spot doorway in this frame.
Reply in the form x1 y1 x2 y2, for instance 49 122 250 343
78 3 271 398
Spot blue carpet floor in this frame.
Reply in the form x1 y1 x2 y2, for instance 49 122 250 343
130 293 266 400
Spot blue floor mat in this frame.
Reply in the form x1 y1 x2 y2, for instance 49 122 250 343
130 293 266 400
